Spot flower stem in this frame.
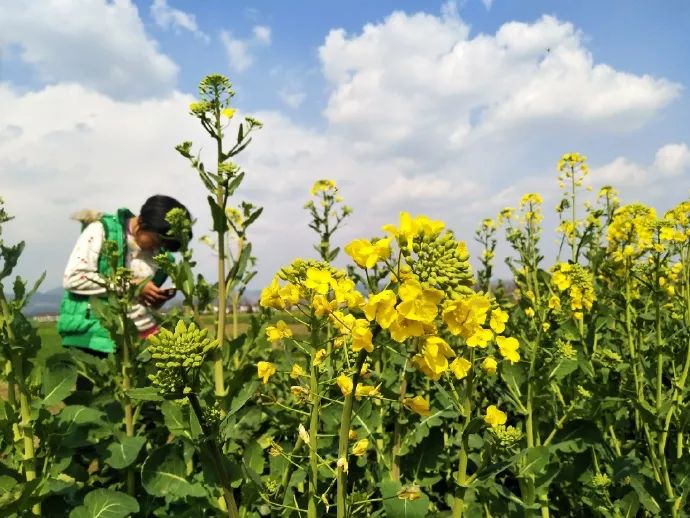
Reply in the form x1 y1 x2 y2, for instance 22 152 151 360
188 392 239 518
307 321 322 518
337 351 367 518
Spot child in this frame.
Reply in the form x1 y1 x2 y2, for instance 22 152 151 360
58 195 192 356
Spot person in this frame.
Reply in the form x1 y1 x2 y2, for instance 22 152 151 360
57 195 192 357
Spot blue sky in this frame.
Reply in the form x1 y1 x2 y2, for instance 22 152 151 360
1 0 689 290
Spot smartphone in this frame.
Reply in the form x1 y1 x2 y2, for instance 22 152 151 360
162 288 177 298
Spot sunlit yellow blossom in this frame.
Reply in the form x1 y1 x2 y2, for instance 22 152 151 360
363 290 398 329
443 293 491 339
345 238 391 269
525 307 535 318
484 405 507 428
257 361 276 384
290 364 305 379
348 429 358 440
360 362 369 376
489 308 509 334
403 395 431 416
266 320 293 342
388 315 429 343
496 336 520 364
351 319 374 353
480 356 498 375
542 322 551 332
413 336 456 380
260 277 285 309
548 295 561 311
382 212 444 248
279 283 300 307
330 311 356 334
336 374 353 396
467 327 493 348
355 384 380 399
552 271 571 291
352 439 369 457
312 294 337 317
449 357 472 380
222 107 237 119
304 267 334 295
397 278 444 324
313 349 327 366
311 179 336 195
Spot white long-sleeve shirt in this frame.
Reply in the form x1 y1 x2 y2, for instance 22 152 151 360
62 221 158 331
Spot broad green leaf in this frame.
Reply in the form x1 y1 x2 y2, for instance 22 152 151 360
243 441 264 476
380 480 429 518
519 446 550 477
207 196 228 234
105 436 146 469
125 387 163 402
549 419 603 453
628 474 663 514
616 492 640 518
141 444 206 498
42 354 77 407
161 401 187 434
227 379 260 418
69 488 139 518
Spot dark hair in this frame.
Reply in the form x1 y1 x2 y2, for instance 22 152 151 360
138 195 192 252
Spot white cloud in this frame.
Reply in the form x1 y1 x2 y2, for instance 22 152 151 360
279 89 306 109
151 0 209 43
590 143 690 187
220 25 272 72
319 12 679 157
653 143 690 176
0 0 178 100
253 26 272 45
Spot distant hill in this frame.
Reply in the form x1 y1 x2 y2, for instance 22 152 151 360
5 287 263 316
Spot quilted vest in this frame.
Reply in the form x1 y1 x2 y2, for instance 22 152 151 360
57 209 131 354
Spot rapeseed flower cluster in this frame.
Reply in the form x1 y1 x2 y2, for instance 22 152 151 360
551 262 595 319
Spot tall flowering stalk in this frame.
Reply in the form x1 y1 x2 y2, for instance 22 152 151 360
176 74 263 405
257 211 518 517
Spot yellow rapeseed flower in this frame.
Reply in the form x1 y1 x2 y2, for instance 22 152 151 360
449 357 472 380
336 374 353 396
305 267 334 295
351 319 374 353
352 438 369 457
290 364 305 379
257 361 276 384
484 405 507 428
313 349 327 366
489 308 509 334
480 356 498 375
496 336 520 364
467 327 493 348
355 384 380 399
345 238 391 269
413 336 456 380
403 395 431 416
363 290 398 329
397 278 444 324
443 293 490 339
266 320 293 343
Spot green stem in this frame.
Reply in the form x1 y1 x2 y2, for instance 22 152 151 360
214 101 228 406
188 393 239 518
336 351 367 518
452 350 474 518
120 308 136 496
1 296 39 515
307 322 322 518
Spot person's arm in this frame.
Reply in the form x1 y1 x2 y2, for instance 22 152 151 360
62 222 108 295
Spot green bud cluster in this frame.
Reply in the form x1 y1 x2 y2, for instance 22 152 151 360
278 259 346 284
595 348 623 369
489 425 523 450
401 231 474 298
556 340 577 360
147 320 218 397
591 473 612 491
202 402 223 430
576 385 592 399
